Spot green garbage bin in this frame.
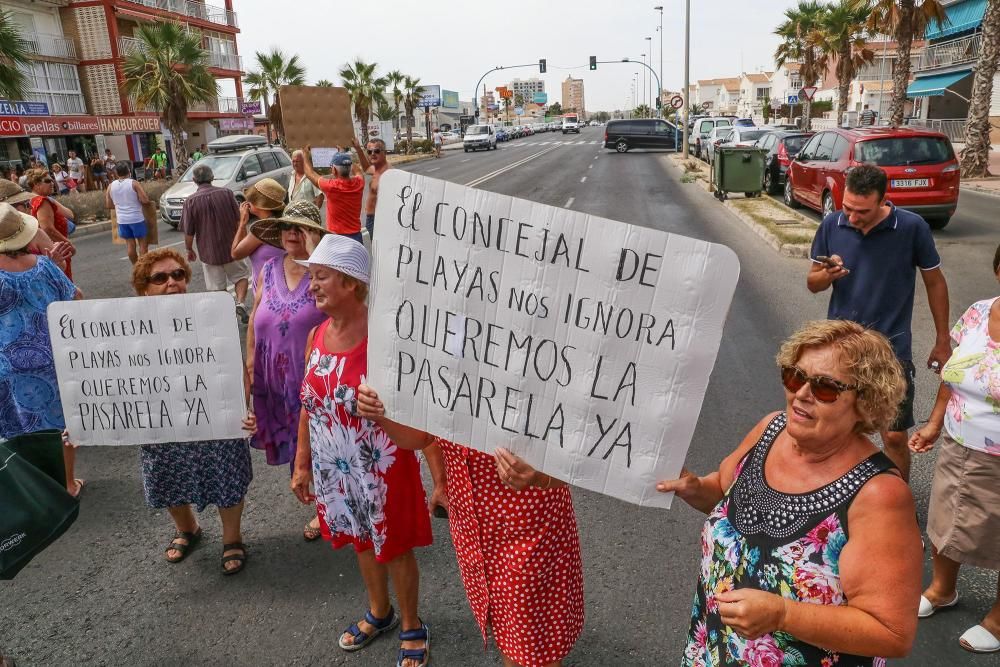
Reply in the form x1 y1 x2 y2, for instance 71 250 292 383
713 146 768 201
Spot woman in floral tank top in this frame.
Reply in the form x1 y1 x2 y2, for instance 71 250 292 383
659 321 923 666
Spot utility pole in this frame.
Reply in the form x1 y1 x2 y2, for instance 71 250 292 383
655 6 663 117
682 0 691 158
645 36 652 110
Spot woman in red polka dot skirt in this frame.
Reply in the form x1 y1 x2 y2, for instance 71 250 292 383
357 385 584 667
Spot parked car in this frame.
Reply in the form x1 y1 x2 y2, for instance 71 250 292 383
754 130 814 194
733 118 756 127
495 127 509 142
463 124 498 151
604 118 678 153
711 126 770 164
704 126 733 165
689 117 732 160
783 127 959 229
159 135 292 229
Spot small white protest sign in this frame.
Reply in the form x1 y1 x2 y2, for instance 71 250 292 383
367 171 740 508
47 292 247 446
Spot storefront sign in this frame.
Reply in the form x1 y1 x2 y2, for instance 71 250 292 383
241 100 262 114
0 117 24 136
219 118 254 130
0 100 50 116
98 115 161 134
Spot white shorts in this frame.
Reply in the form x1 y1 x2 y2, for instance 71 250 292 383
202 260 249 292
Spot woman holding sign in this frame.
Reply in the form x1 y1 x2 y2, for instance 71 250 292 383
291 235 443 667
131 248 256 575
355 386 584 667
659 320 922 666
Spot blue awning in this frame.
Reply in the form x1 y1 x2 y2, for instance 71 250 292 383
926 0 986 40
906 70 972 97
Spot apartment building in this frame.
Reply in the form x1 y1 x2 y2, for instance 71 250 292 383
0 0 243 169
508 77 545 103
737 72 772 118
561 76 585 118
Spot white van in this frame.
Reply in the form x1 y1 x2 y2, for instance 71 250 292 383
463 125 497 152
562 115 580 134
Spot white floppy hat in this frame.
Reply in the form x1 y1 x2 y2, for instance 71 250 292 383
0 202 39 253
295 233 370 284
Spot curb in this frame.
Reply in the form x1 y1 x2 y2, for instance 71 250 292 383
72 220 112 237
960 183 1000 198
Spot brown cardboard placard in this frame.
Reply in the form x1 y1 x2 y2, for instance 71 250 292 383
279 85 356 155
110 201 160 246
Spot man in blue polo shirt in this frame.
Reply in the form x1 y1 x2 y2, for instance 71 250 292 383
807 164 951 481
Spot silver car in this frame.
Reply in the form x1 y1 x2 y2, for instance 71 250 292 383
160 135 293 229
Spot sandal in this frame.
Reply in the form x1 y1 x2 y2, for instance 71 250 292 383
918 592 959 618
960 625 1000 653
165 528 202 563
338 607 399 651
397 623 430 667
303 518 322 542
221 542 247 575
68 478 85 498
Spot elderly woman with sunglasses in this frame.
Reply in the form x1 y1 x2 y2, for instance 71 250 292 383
129 248 256 575
26 168 75 279
244 201 328 540
660 320 922 667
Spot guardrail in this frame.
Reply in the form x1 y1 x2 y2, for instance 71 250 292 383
20 32 76 59
123 0 237 27
905 117 967 143
119 37 241 71
189 96 241 113
915 33 981 72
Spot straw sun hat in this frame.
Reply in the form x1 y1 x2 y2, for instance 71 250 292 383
0 202 39 253
249 200 328 249
0 180 34 207
243 177 286 211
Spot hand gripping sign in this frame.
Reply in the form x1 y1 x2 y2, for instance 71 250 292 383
366 171 740 508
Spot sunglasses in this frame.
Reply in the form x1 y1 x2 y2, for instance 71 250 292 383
366 148 383 155
148 269 187 285
277 222 304 232
781 365 858 403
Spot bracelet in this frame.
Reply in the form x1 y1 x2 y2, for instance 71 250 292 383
543 475 554 490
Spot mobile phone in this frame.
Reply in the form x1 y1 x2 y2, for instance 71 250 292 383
815 255 849 272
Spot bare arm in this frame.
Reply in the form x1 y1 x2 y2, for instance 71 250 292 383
921 267 952 369
807 256 848 294
909 383 952 453
34 200 69 244
301 146 323 188
104 186 113 211
352 137 372 172
132 180 150 205
291 326 318 504
244 266 265 378
231 207 264 260
51 197 74 220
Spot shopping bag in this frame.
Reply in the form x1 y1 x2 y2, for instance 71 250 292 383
0 432 79 580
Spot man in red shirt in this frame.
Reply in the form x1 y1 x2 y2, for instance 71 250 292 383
303 144 366 243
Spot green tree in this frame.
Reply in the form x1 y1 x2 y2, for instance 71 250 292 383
401 75 423 150
340 59 388 147
817 0 875 120
854 0 948 126
960 0 1000 177
243 48 306 144
315 79 334 87
122 22 216 170
374 99 395 122
0 10 29 101
634 104 652 118
775 1 829 131
547 101 563 116
762 95 772 123
385 70 405 134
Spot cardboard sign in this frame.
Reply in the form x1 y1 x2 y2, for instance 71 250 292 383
110 201 160 246
279 85 356 152
367 171 740 508
48 293 247 446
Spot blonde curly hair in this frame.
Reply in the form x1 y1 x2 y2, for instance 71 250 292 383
776 320 905 434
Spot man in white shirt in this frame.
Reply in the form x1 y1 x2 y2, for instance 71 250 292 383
66 150 85 192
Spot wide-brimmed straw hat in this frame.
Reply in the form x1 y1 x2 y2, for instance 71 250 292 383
243 177 285 211
0 180 33 206
0 202 39 253
249 200 328 248
295 233 369 284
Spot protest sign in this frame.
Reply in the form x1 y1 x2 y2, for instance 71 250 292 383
279 85 356 152
367 171 740 508
47 292 247 446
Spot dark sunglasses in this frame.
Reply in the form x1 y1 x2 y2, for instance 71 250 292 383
148 269 187 285
781 365 857 403
277 222 303 232
366 148 383 155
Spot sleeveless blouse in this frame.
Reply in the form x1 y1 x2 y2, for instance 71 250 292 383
683 413 895 667
30 195 71 279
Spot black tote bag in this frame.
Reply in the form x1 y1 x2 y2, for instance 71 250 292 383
0 431 79 580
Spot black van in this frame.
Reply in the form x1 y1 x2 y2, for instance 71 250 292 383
604 119 678 153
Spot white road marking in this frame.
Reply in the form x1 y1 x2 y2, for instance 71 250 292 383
588 164 593 169
565 197 574 207
580 176 587 183
464 145 563 187
594 155 599 160
120 239 183 260
461 158 471 163
428 167 440 172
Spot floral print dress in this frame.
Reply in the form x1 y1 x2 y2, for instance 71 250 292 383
300 321 432 562
683 413 896 667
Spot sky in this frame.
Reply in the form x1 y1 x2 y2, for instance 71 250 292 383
233 0 791 112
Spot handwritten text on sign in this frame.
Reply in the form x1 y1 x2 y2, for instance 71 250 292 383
47 293 247 446
367 172 740 508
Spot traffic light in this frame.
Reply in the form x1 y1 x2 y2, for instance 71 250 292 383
539 59 547 74
656 97 662 109
589 56 597 70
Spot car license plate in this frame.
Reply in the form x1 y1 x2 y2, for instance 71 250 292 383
892 178 929 188
168 210 180 219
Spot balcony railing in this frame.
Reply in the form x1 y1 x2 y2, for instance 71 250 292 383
190 96 241 113
915 33 981 72
123 0 237 28
906 117 967 143
118 36 241 71
20 32 76 59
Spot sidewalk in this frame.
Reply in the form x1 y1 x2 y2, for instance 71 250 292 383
953 142 1000 197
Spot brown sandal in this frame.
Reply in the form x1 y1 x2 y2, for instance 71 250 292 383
303 518 322 541
221 542 247 575
165 528 202 563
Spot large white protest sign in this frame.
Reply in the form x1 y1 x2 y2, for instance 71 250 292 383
367 171 740 508
47 292 247 446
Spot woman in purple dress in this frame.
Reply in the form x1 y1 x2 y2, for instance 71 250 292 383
231 177 286 290
247 201 329 539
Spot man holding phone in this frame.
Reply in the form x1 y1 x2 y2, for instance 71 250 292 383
807 164 951 481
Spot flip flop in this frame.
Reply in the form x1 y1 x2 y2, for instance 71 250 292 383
918 592 959 618
960 625 1000 653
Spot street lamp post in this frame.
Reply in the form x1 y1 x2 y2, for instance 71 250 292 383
640 55 646 115
645 36 653 110
682 0 691 158
654 6 663 117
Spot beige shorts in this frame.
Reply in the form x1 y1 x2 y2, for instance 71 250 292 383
202 260 249 292
927 434 1000 569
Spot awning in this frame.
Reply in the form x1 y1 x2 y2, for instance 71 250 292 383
926 0 986 40
906 70 972 97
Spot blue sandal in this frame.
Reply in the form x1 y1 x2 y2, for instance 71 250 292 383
338 607 399 652
396 623 430 667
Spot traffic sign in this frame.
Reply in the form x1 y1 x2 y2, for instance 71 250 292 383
787 95 799 105
770 98 781 111
670 95 684 110
799 86 817 102
701 101 711 110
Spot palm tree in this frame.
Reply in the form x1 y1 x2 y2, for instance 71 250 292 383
374 99 394 122
960 0 1000 177
854 0 948 126
122 22 216 170
401 75 423 149
243 48 306 143
385 70 405 134
315 79 334 87
818 0 875 120
0 10 30 101
775 1 829 131
339 59 388 146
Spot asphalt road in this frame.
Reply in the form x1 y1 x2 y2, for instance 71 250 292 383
3 126 997 666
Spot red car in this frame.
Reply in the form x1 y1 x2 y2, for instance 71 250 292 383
783 127 959 229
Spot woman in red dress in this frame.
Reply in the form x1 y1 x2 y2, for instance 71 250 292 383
290 234 442 667
357 386 585 667
27 168 75 280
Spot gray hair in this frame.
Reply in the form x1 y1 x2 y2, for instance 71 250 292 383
115 161 131 178
291 150 304 159
192 164 214 184
335 164 351 178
